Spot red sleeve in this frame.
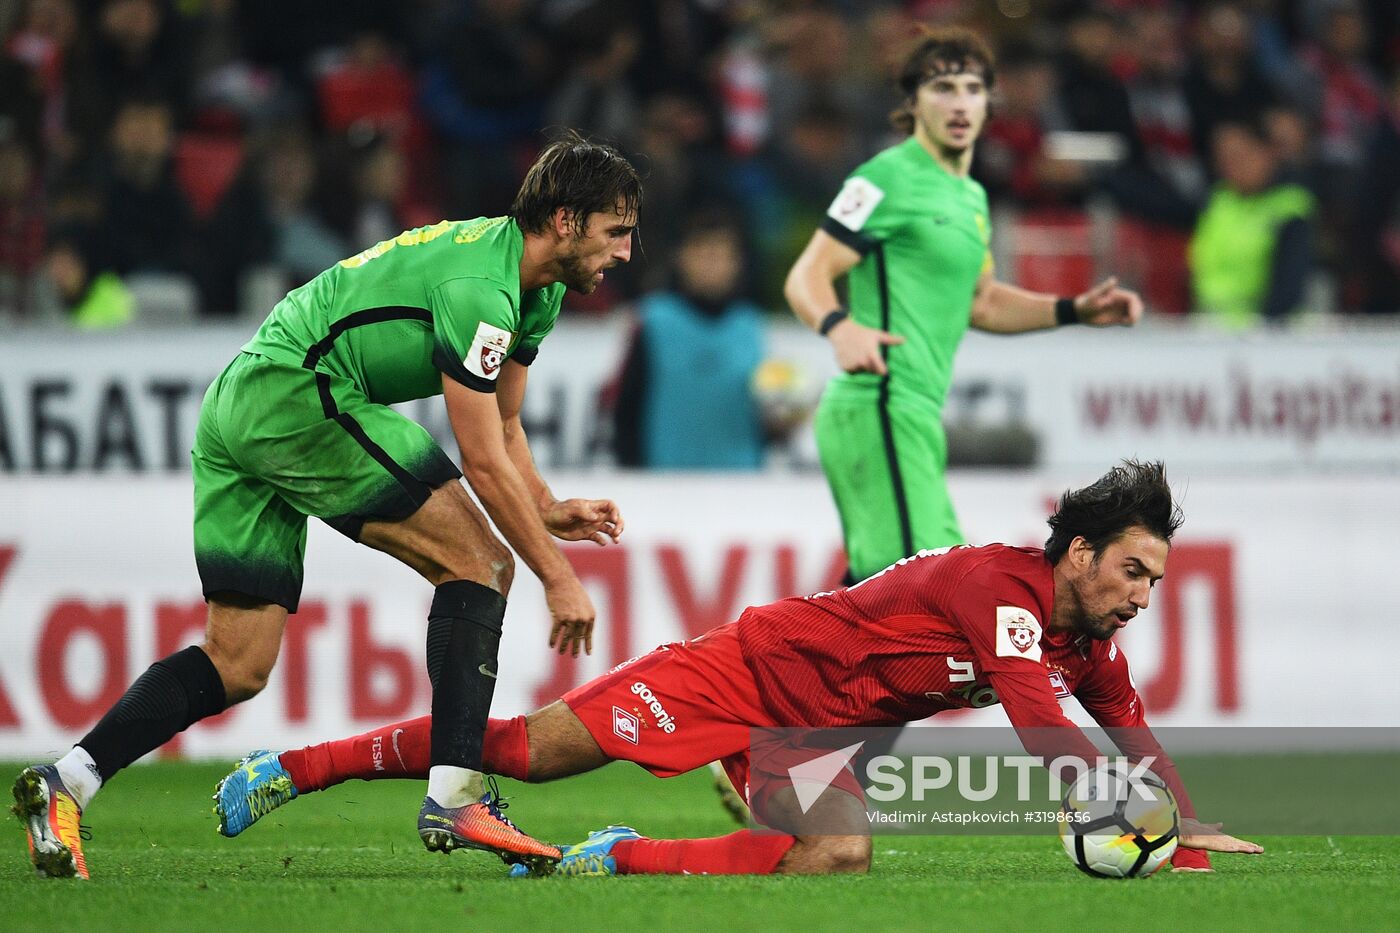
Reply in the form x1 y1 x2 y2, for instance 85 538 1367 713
988 669 1102 784
1076 641 1210 870
948 565 1102 782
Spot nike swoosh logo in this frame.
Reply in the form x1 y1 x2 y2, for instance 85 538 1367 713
479 663 497 680
390 728 407 770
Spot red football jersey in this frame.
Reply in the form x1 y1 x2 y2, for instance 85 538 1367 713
735 543 1195 815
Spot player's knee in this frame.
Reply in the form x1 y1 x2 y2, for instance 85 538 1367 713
202 642 276 704
486 544 515 594
816 837 872 874
207 654 273 704
439 540 514 594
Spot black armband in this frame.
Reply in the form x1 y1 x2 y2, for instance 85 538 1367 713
1055 297 1080 326
818 309 850 336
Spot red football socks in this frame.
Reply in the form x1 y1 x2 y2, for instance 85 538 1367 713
611 830 796 875
279 715 530 792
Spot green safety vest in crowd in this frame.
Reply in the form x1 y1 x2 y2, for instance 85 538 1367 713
1188 183 1315 328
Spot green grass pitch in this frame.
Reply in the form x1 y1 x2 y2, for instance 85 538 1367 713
3 759 1398 932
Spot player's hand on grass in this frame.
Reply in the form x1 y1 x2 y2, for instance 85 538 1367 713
545 574 595 657
827 318 904 375
1178 817 1265 855
543 497 624 546
1074 276 1144 327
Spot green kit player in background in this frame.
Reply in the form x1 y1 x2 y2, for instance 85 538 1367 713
785 27 1144 585
13 133 640 879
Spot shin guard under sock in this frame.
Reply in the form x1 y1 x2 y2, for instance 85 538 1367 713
425 580 506 771
77 645 227 782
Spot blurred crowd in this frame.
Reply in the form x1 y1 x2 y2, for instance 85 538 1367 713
1 0 1398 329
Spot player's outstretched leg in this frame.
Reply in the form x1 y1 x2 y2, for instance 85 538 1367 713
213 750 299 837
12 624 253 878
211 714 538 837
11 765 89 880
508 826 640 878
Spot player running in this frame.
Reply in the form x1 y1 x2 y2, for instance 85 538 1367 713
785 27 1145 585
215 461 1262 876
13 132 640 879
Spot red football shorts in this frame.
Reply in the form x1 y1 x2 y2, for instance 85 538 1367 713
562 622 864 816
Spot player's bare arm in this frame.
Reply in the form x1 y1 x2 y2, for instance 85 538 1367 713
496 360 623 548
444 373 596 656
970 270 1144 333
785 228 904 376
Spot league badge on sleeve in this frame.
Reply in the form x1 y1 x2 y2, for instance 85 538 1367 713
464 322 515 381
995 606 1043 662
826 176 885 232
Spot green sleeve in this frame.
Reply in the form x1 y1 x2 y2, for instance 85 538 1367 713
819 159 902 255
429 276 518 393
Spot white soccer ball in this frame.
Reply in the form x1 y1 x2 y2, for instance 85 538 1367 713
1058 762 1179 878
750 358 817 438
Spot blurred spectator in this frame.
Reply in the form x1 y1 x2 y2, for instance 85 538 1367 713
0 46 45 155
419 0 553 217
253 126 347 286
1184 3 1280 170
1263 102 1321 191
313 28 435 210
546 7 642 144
5 0 84 167
1057 6 1194 229
1297 1 1384 172
2 0 1398 325
628 91 725 294
624 0 730 100
0 136 44 284
1189 120 1315 326
43 233 135 327
1058 7 1142 160
181 0 284 132
611 209 766 470
1126 5 1207 207
763 5 882 152
748 97 864 306
66 0 189 161
978 42 1087 209
96 95 194 277
1349 66 1400 312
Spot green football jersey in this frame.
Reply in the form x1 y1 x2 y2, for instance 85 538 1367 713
820 136 993 408
243 216 564 404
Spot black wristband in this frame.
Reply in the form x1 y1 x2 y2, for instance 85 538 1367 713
819 309 849 336
1055 297 1080 326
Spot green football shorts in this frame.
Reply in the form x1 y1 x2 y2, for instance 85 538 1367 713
192 352 460 611
814 389 963 582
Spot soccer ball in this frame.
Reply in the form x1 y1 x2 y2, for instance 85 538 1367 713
1058 762 1179 878
750 358 817 438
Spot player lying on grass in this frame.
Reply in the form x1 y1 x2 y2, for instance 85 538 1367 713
216 461 1262 876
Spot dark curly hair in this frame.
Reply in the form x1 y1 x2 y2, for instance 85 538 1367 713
1044 460 1184 564
510 129 642 235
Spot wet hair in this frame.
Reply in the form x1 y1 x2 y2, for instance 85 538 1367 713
510 129 642 236
890 26 997 136
1044 460 1184 564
